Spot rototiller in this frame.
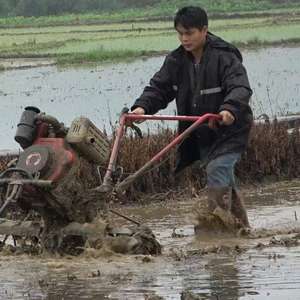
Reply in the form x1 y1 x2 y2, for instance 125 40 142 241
0 106 220 253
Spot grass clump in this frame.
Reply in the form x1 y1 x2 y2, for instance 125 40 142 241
237 120 300 182
56 49 147 64
247 35 263 45
1 121 300 202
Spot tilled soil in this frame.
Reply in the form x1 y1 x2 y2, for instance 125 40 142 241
1 180 300 299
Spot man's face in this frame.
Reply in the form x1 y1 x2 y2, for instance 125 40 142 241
176 24 207 53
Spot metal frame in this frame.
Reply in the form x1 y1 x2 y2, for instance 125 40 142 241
100 112 221 195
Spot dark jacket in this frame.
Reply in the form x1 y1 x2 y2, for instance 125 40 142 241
132 33 253 172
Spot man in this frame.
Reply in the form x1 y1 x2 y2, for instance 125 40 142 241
130 6 253 228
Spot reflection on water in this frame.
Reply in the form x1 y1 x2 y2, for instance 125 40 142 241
1 181 300 299
0 46 299 151
238 247 300 300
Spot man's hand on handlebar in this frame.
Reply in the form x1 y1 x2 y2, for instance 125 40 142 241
128 107 146 125
127 108 233 126
219 110 235 126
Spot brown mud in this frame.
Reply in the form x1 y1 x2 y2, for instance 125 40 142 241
1 180 300 299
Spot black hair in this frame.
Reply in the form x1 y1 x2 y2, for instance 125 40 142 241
174 6 208 31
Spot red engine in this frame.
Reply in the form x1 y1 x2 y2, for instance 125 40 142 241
14 106 109 186
6 106 110 227
16 138 79 183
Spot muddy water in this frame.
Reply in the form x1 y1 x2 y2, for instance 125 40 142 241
0 46 300 152
1 181 300 299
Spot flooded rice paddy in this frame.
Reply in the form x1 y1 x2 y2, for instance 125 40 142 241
0 46 300 152
1 180 300 299
0 46 300 299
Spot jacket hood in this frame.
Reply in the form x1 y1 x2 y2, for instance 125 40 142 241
206 32 243 62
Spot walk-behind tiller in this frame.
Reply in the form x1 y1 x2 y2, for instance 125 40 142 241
0 106 220 254
96 108 221 197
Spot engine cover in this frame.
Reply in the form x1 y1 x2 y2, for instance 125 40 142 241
17 144 53 177
16 138 79 182
66 117 110 164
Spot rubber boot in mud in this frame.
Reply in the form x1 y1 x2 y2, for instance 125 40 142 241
207 186 232 212
189 186 237 235
231 194 250 228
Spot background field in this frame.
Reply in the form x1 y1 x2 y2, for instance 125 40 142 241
0 7 300 63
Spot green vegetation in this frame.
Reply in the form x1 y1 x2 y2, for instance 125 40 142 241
0 1 300 65
56 50 148 64
0 0 299 20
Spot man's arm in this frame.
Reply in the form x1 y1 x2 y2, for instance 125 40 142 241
218 52 253 123
131 54 176 115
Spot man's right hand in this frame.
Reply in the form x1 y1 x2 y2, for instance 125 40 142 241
130 107 146 124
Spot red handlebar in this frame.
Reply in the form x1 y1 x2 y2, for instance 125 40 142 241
125 113 221 123
97 112 222 195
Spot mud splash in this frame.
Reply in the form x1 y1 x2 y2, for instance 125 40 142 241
1 180 300 299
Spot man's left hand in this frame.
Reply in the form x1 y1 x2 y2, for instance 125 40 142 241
219 110 235 125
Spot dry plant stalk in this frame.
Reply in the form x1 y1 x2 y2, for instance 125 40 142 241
1 121 300 202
